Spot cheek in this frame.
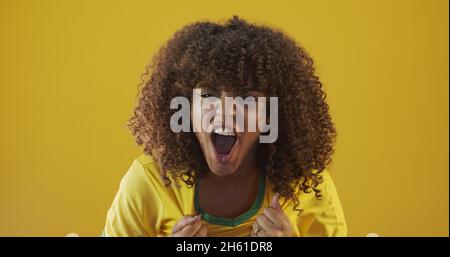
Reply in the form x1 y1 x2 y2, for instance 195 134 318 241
191 99 217 132
256 103 269 133
244 105 264 134
191 104 203 132
194 132 205 147
240 130 261 150
236 132 260 159
241 105 255 131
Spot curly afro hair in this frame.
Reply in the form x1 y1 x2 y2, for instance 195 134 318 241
128 16 337 213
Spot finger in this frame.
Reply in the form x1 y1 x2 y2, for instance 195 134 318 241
256 229 269 237
263 207 286 230
251 223 260 237
172 215 201 233
269 194 289 221
172 216 196 233
179 220 203 236
270 193 282 212
251 222 259 234
256 214 279 233
194 226 207 237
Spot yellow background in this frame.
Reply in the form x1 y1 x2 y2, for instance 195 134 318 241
0 0 448 236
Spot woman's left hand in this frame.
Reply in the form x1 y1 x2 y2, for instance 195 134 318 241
250 193 293 237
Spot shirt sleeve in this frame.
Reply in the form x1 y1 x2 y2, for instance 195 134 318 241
103 158 164 236
298 170 348 237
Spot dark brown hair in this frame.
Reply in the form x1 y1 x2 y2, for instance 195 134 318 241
128 16 336 212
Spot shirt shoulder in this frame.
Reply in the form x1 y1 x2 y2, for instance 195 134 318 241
294 169 348 237
104 154 195 236
104 154 165 236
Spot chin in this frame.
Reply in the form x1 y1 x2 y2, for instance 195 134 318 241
207 160 239 177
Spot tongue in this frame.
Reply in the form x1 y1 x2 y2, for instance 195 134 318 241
213 134 237 155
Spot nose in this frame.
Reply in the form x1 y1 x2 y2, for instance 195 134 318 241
212 94 235 129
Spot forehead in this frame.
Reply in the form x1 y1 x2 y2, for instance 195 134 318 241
197 86 265 96
194 67 262 93
196 74 264 96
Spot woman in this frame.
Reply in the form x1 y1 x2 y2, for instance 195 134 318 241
103 16 347 237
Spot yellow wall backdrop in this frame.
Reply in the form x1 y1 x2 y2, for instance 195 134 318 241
0 0 448 236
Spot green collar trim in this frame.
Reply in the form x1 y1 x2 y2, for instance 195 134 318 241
194 174 265 227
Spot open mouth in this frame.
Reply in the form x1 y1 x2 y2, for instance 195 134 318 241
211 128 238 159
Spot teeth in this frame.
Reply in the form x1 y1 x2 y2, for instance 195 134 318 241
213 127 235 136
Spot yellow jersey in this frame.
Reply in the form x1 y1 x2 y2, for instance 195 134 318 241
103 154 347 237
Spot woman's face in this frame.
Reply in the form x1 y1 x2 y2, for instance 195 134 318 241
192 88 265 177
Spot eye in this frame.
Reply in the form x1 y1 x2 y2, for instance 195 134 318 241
201 93 217 98
242 95 258 102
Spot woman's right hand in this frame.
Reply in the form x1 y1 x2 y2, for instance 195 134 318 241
170 214 208 237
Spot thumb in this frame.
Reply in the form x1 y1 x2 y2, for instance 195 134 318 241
172 215 200 233
271 193 282 212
